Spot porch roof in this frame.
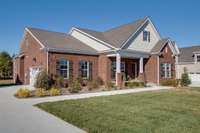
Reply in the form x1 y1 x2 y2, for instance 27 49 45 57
106 49 150 58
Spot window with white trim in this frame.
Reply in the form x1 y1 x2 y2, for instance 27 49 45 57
160 63 172 78
197 55 200 62
143 30 150 42
79 61 89 79
56 59 69 79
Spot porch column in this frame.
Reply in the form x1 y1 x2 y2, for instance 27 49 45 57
116 53 122 87
139 57 143 73
138 57 145 82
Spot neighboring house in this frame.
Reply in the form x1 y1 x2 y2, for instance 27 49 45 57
177 46 200 86
14 17 179 86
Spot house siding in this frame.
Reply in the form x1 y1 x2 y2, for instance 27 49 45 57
176 63 200 79
127 22 160 52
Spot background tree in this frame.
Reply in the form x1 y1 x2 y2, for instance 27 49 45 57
0 51 13 79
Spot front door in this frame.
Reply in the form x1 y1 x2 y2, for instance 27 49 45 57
132 63 137 79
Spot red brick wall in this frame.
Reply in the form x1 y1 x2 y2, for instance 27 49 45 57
144 43 176 84
48 52 98 81
14 32 47 84
159 44 176 82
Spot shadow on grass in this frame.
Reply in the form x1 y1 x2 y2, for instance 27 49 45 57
0 83 16 88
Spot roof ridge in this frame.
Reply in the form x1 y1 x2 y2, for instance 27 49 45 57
104 16 148 33
76 27 102 33
180 45 200 49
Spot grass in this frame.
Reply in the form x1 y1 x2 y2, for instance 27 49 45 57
37 88 200 133
0 79 15 87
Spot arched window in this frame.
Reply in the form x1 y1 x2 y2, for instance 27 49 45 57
56 59 69 79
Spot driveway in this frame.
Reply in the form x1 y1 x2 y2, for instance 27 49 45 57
0 85 171 133
0 85 86 133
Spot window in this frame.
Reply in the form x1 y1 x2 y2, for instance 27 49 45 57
79 61 89 79
160 63 172 78
111 61 125 80
197 55 200 62
143 31 150 42
56 59 69 79
165 47 168 53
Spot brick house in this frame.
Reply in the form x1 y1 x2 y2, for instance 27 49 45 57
14 17 180 86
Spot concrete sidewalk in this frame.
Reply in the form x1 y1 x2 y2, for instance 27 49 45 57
25 86 172 105
0 85 172 133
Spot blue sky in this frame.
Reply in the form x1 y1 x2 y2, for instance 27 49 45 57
0 0 200 55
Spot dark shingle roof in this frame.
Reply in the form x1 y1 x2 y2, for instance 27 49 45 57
151 38 169 53
179 45 200 62
76 17 147 48
27 27 98 55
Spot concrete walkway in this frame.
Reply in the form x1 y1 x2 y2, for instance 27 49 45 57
0 85 172 133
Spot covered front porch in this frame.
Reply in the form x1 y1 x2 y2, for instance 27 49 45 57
107 50 149 86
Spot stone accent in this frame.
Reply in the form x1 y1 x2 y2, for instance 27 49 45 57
116 72 122 87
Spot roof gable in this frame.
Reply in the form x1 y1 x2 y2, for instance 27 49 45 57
125 20 161 52
73 17 148 48
151 38 179 55
24 27 98 55
103 17 147 48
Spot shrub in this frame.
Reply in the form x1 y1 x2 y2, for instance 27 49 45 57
34 71 51 90
55 76 64 89
125 80 145 88
15 88 31 98
106 81 116 90
35 88 46 97
69 79 82 93
180 67 191 87
96 77 104 85
49 88 61 96
160 79 179 87
87 80 99 91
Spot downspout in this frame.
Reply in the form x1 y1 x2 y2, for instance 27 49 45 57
157 55 160 85
46 50 49 74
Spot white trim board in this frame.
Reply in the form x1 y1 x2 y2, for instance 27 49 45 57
69 27 117 50
121 17 161 49
25 28 45 49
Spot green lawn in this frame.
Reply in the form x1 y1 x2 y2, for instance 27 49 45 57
37 88 200 133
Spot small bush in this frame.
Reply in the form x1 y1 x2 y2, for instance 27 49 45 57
125 80 145 88
87 80 99 91
181 68 191 87
82 80 88 86
106 81 116 90
160 79 179 87
69 79 82 93
35 88 46 97
34 71 50 90
55 76 64 89
49 88 61 96
96 77 104 85
15 88 31 98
